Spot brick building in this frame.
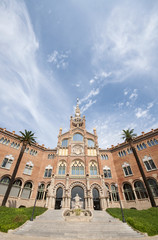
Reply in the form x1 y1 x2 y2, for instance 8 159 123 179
0 102 158 210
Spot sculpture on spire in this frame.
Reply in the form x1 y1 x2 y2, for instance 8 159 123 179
75 98 81 117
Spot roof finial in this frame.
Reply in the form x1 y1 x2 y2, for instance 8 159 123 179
75 97 80 117
77 97 79 105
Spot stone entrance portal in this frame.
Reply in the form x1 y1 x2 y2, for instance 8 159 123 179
55 187 63 209
93 188 100 210
71 186 84 209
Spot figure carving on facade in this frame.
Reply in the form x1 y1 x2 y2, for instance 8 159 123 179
73 193 82 209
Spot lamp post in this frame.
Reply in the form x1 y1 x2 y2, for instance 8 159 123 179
115 183 126 223
30 182 41 221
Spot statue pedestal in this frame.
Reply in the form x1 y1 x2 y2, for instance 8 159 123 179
63 209 93 222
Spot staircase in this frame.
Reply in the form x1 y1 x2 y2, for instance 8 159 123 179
14 209 144 239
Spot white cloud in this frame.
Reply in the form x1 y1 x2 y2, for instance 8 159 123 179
47 50 70 69
129 89 138 100
124 89 129 95
79 88 99 104
0 0 70 148
135 108 148 119
75 83 80 87
89 79 94 84
80 99 96 114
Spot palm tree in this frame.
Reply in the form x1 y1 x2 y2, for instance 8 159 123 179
122 128 156 207
1 130 36 206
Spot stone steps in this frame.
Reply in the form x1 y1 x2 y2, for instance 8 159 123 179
13 209 144 239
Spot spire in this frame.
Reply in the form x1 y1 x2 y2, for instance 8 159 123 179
75 98 81 117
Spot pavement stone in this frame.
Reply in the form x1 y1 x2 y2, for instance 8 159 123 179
0 209 157 240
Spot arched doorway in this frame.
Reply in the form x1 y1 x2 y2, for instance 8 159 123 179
71 186 85 209
55 187 63 209
93 188 100 210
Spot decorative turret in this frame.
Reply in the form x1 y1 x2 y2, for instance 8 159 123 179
70 99 86 129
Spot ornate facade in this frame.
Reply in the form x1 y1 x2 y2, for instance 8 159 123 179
0 103 158 210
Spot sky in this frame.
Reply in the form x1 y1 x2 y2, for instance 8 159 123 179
0 0 158 149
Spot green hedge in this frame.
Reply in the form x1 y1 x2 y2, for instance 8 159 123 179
106 208 158 236
0 206 47 232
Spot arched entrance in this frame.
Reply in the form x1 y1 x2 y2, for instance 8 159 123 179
55 187 63 209
71 186 85 209
93 188 100 210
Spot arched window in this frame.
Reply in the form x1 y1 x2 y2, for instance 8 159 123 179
142 143 147 149
6 140 10 146
58 162 66 175
2 139 7 145
37 183 45 200
90 162 97 175
150 140 155 146
25 147 29 153
142 156 156 171
72 160 84 175
105 184 111 201
44 183 50 200
0 176 10 195
154 139 158 145
11 142 14 147
103 166 112 178
134 181 148 199
62 139 68 147
147 141 152 147
10 179 22 197
122 162 133 176
21 182 32 199
137 145 141 151
1 155 14 169
111 184 119 201
0 137 4 143
147 179 158 197
73 133 83 141
123 183 135 201
48 154 55 159
88 139 94 147
44 165 53 178
127 148 132 154
23 161 33 175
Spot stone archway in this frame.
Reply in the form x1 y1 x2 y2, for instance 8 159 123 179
71 186 85 209
69 182 87 209
55 187 63 209
93 188 100 210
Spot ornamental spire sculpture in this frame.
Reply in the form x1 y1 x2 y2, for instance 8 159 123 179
75 98 81 117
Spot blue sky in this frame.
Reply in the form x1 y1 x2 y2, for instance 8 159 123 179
0 0 158 148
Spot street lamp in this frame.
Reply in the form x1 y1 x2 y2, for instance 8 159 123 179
30 182 41 221
115 183 126 223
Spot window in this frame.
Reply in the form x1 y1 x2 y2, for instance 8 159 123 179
25 147 29 153
44 183 51 200
103 166 112 178
1 155 14 169
23 161 33 175
111 184 119 201
62 139 68 147
72 160 84 175
21 182 32 199
10 142 20 149
122 162 133 176
118 150 126 157
147 179 158 197
73 133 83 141
147 141 152 147
58 162 66 175
0 137 4 143
10 179 22 197
90 162 97 175
0 138 10 145
48 154 55 159
0 176 10 195
44 165 53 177
30 149 37 156
37 184 45 200
134 181 148 199
127 148 132 154
105 184 111 201
123 183 135 201
154 139 158 145
88 139 94 147
101 154 108 160
147 139 158 147
142 156 157 171
137 143 147 151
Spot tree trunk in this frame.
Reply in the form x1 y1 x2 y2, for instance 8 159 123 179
1 144 27 206
130 144 156 207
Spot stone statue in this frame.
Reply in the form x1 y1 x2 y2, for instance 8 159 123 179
73 193 82 209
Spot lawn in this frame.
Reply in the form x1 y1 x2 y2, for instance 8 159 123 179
0 206 47 232
106 207 158 236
